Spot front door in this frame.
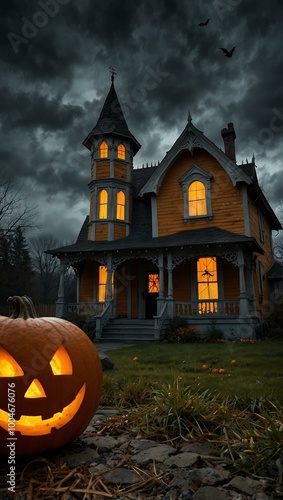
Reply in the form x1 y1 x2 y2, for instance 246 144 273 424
145 271 159 318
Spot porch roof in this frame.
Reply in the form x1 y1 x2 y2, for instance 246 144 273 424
47 226 263 257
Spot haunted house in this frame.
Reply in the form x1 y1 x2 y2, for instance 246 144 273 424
48 77 282 340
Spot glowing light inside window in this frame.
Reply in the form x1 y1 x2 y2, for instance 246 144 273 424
197 257 218 313
99 141 108 158
116 191 125 220
148 274 159 293
117 144 126 160
99 189 108 219
188 181 207 216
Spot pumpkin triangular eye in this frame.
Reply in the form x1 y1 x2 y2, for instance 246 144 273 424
0 347 24 377
50 345 73 375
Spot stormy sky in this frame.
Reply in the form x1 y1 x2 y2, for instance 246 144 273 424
1 0 283 244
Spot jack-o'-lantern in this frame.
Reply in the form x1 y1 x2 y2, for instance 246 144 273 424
0 296 103 457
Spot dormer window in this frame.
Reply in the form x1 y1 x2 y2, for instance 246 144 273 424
179 165 213 220
116 190 125 220
99 141 108 158
99 189 108 219
117 143 126 160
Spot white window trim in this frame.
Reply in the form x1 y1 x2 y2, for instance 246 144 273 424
178 165 213 220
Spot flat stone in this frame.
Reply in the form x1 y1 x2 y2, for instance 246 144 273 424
128 438 159 451
225 476 263 496
84 435 122 449
181 441 216 455
164 452 199 468
192 485 240 500
103 467 140 485
188 467 231 486
132 443 176 465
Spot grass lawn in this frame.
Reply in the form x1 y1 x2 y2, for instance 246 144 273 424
103 340 283 404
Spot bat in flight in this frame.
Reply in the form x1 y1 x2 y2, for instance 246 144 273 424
220 46 236 58
198 18 210 26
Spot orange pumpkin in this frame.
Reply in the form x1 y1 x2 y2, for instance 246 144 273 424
231 359 237 365
201 364 209 371
219 368 226 374
0 296 103 457
133 356 139 362
211 368 219 374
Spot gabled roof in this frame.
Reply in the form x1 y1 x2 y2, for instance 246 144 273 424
138 120 252 197
83 81 141 155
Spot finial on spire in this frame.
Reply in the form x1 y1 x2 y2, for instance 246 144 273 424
252 153 255 165
109 66 117 83
188 110 192 123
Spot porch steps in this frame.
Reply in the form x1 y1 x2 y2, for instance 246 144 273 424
100 319 156 342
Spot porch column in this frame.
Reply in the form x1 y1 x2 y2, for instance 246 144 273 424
106 254 113 302
157 253 165 315
56 260 65 318
238 250 249 317
166 253 175 317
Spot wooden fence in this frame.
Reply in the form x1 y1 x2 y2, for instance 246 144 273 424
0 303 56 317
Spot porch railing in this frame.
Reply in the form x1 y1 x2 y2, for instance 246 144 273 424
66 302 105 316
154 301 169 339
95 301 113 339
176 300 240 316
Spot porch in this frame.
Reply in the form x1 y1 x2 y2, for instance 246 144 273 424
61 296 257 341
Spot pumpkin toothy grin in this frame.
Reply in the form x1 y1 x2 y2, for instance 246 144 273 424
0 383 86 436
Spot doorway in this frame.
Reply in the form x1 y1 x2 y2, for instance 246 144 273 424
145 271 159 318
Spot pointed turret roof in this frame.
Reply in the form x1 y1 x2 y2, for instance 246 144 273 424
83 81 141 155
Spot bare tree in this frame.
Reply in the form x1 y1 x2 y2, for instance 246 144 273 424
29 235 61 302
0 167 37 239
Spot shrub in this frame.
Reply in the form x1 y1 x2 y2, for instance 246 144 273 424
204 322 225 342
63 312 95 339
165 317 198 343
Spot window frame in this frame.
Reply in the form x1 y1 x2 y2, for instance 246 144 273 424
98 189 108 219
117 143 126 160
99 141 108 158
178 165 213 220
116 190 126 220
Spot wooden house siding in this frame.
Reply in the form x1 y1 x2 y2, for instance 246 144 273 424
173 262 191 302
114 223 126 240
222 260 240 299
96 162 110 179
157 149 245 237
114 162 128 180
95 224 108 240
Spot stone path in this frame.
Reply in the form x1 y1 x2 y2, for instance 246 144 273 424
48 408 281 499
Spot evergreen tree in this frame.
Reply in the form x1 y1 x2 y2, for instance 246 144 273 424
10 227 35 297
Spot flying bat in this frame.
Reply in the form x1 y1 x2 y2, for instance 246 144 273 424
220 46 236 58
198 18 210 26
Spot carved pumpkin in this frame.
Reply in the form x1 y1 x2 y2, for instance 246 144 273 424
0 296 103 457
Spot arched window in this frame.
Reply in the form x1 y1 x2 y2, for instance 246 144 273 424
99 141 108 158
197 257 218 313
188 181 207 216
98 266 114 302
117 143 126 160
99 189 108 219
116 191 125 220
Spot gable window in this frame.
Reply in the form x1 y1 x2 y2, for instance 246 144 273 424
179 165 213 220
99 189 108 219
117 143 126 160
197 257 218 313
116 190 126 220
98 266 114 302
99 141 108 158
188 181 207 216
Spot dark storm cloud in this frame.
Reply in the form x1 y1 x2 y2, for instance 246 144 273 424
1 0 283 241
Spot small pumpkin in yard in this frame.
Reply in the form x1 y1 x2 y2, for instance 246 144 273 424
0 296 103 458
133 356 139 362
201 364 209 371
211 368 219 374
231 359 237 365
219 368 227 374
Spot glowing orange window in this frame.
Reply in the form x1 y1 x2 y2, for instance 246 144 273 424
117 144 126 160
188 181 207 216
99 141 108 158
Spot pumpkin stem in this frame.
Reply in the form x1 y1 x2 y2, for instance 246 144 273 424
7 295 38 319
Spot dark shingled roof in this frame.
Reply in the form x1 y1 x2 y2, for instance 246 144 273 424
48 226 263 256
82 82 141 155
267 261 283 279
